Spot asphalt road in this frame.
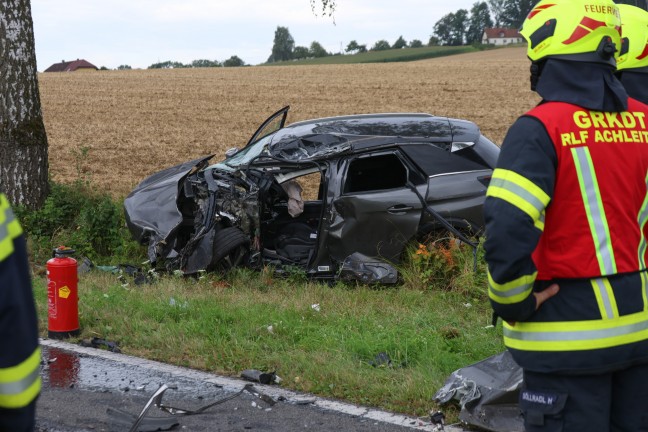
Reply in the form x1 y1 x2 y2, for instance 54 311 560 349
35 340 461 432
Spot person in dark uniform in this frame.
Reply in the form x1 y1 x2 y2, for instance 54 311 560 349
617 4 648 104
484 0 648 430
0 192 41 431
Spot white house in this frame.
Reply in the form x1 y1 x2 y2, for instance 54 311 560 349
481 28 524 46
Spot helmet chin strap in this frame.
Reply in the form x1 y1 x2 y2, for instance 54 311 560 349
530 59 547 91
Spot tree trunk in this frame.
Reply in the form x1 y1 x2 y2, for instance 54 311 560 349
0 0 49 209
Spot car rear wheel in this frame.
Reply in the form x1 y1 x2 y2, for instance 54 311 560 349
210 227 251 271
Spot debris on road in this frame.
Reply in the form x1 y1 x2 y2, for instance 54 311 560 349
433 351 523 432
429 411 446 431
108 406 179 432
110 382 277 432
241 369 282 385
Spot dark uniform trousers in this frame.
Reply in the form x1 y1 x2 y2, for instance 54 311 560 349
521 365 648 431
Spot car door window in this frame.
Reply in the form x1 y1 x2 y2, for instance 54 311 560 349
400 143 489 176
344 154 407 194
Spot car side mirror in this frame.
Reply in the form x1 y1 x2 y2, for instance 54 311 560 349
225 147 239 158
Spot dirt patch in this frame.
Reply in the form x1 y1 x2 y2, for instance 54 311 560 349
38 47 539 197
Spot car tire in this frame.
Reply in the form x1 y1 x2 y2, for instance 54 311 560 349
210 227 251 271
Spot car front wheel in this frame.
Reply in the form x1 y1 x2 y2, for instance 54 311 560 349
210 227 251 271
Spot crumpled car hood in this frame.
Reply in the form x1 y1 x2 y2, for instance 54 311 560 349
124 155 213 247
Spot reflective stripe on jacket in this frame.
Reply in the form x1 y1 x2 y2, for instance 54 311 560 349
0 193 41 409
0 193 23 262
0 347 41 409
503 271 648 373
484 115 554 324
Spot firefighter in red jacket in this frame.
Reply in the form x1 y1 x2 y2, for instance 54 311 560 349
0 193 41 431
617 4 648 104
484 0 648 430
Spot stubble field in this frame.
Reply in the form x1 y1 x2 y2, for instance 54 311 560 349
39 47 539 197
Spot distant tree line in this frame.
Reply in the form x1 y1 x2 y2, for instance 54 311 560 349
432 1 531 46
271 1 544 62
433 0 647 46
268 26 332 62
268 26 429 63
308 0 646 50
147 56 246 69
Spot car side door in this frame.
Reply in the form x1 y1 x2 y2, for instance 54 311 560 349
327 150 425 263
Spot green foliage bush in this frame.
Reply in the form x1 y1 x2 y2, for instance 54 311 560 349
17 182 84 237
15 182 145 265
399 234 488 300
74 195 121 256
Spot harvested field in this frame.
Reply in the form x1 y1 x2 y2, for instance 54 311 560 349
39 47 540 197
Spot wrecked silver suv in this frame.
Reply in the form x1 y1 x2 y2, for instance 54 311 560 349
124 106 498 284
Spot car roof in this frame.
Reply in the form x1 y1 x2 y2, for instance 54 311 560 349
267 113 482 162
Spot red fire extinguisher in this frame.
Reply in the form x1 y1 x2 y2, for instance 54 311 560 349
47 246 80 339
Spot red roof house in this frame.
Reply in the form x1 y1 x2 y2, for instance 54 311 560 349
44 59 98 72
481 28 523 46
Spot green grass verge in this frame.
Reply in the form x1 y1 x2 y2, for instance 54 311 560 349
32 254 503 418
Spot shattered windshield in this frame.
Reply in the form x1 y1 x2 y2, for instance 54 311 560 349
218 133 275 169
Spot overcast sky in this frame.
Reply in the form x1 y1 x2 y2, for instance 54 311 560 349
31 0 479 70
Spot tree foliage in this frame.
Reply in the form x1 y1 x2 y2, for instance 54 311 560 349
467 2 493 44
433 14 455 45
346 40 359 53
500 0 534 28
487 0 506 27
309 41 329 58
223 56 245 67
270 26 295 62
371 40 392 51
147 58 239 69
191 59 221 68
148 60 188 69
117 64 132 70
409 39 423 48
392 35 408 49
310 0 336 16
293 45 310 59
433 9 469 46
345 40 368 54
